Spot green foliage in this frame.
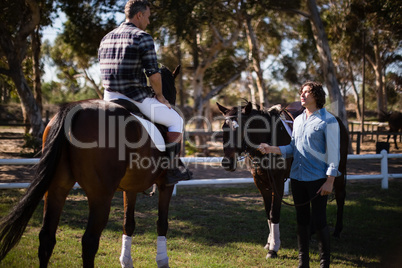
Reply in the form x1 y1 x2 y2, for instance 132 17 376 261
184 140 198 155
42 80 99 104
22 133 42 157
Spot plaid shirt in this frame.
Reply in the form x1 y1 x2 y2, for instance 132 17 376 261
98 22 160 102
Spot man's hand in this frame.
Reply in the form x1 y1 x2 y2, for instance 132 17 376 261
258 143 270 154
257 143 282 155
317 176 335 196
156 94 171 109
149 73 171 108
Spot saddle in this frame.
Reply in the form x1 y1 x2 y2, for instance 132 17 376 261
109 98 168 150
281 101 305 133
284 102 304 121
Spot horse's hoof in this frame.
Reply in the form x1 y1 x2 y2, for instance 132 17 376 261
120 256 133 268
266 250 278 259
156 257 169 268
264 243 270 250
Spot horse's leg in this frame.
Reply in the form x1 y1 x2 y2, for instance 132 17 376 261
38 149 75 267
254 173 280 258
120 191 137 268
81 193 114 268
155 184 174 268
266 174 284 258
333 176 346 238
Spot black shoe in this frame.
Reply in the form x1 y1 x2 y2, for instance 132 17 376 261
317 226 330 268
297 224 310 268
166 166 192 186
266 250 277 259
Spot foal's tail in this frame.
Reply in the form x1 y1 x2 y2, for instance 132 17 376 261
0 105 72 261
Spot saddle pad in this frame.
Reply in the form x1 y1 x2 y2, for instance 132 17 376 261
280 118 293 138
132 114 166 152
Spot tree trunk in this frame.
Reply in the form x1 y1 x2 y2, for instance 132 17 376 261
347 57 361 120
9 59 44 137
307 0 348 128
31 26 43 113
247 73 257 107
373 43 385 117
245 17 267 108
0 0 43 138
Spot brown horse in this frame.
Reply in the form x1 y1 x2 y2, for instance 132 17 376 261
0 66 181 268
217 100 348 259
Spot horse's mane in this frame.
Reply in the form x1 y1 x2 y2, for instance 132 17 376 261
243 101 282 118
160 66 176 105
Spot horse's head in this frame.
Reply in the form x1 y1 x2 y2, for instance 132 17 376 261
161 65 181 106
217 101 285 171
217 101 253 171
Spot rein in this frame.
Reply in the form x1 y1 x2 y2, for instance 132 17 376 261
245 152 319 207
227 107 321 207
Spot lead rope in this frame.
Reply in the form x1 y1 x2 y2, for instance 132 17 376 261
245 152 319 207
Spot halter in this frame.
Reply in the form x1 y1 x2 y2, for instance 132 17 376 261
234 110 320 207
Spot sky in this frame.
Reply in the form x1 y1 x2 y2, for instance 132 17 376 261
41 13 65 82
41 12 125 84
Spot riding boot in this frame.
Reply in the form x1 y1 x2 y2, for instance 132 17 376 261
317 226 330 268
297 224 310 268
165 132 192 186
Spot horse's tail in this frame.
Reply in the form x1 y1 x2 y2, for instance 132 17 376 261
0 104 72 261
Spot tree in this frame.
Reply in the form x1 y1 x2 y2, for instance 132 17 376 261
44 37 103 99
356 0 402 116
151 0 246 116
304 0 348 127
0 0 53 138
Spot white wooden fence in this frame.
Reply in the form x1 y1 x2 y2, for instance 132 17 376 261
1 150 401 196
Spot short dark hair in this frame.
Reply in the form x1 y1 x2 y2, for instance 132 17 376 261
125 0 150 19
299 81 326 109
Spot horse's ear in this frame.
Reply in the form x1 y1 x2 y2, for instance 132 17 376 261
216 102 229 114
256 104 260 111
243 101 252 115
173 65 181 79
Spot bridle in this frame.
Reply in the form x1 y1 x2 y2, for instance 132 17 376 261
225 111 319 207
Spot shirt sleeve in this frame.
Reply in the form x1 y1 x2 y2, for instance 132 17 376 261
325 117 341 177
279 137 295 158
139 33 160 77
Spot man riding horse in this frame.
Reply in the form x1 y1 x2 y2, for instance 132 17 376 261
98 0 191 186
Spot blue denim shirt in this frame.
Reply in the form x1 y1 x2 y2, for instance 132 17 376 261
279 108 341 181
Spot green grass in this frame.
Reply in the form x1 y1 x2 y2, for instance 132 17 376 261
1 180 402 267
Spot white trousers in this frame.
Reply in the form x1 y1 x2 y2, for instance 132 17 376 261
104 90 183 133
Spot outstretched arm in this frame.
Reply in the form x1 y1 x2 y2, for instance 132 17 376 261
258 143 282 155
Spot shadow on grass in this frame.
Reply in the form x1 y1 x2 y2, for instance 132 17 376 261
1 180 401 267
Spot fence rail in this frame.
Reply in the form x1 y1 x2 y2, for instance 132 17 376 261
1 151 401 195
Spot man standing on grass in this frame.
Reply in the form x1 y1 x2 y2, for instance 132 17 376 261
258 81 341 268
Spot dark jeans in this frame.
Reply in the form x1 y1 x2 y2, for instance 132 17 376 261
291 178 328 229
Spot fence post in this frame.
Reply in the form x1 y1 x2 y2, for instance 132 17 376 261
356 132 361 154
381 149 388 189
